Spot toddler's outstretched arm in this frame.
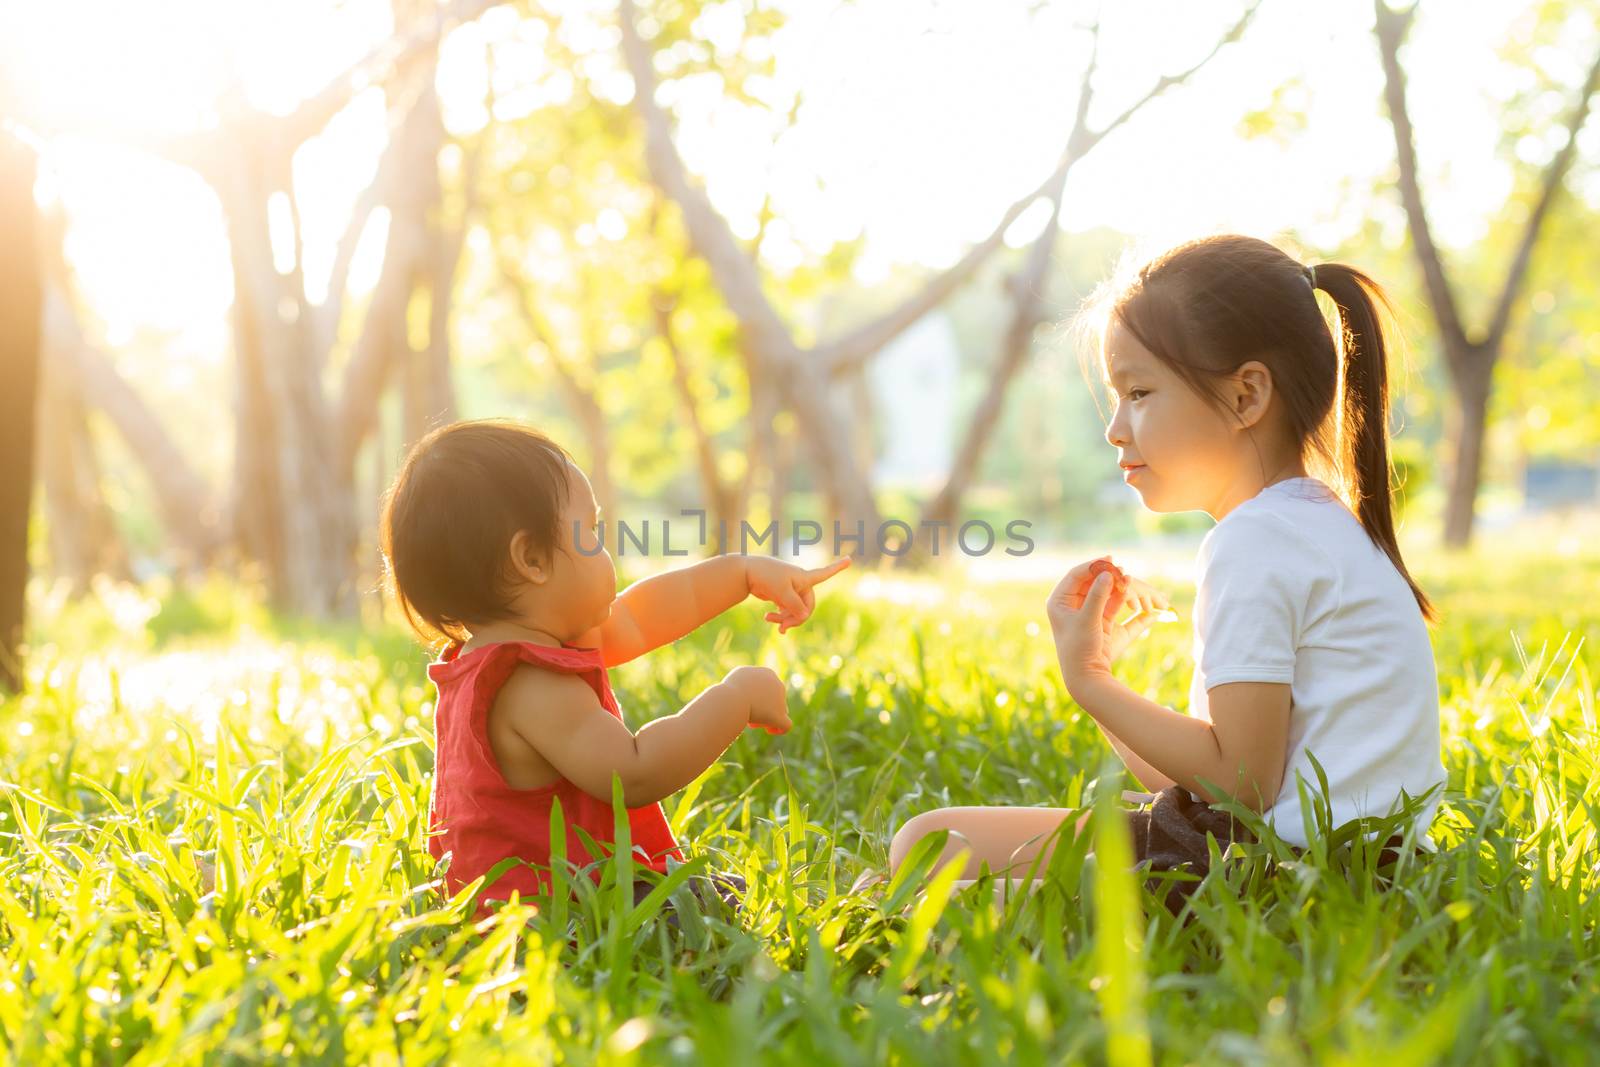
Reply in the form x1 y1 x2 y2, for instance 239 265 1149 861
587 555 850 666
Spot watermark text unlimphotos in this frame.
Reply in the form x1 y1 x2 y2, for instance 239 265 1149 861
572 510 1035 558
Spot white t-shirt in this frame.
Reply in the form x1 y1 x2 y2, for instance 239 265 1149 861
1187 476 1445 848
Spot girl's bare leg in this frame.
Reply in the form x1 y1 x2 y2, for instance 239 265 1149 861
888 806 1092 881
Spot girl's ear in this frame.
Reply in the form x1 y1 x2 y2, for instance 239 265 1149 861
507 530 551 586
1229 360 1274 430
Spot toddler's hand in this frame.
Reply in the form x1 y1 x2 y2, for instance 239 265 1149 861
724 665 791 735
746 556 852 634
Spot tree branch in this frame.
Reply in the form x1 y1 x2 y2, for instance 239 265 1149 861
14 0 501 180
1483 43 1600 352
331 152 437 479
618 0 887 537
1374 0 1467 356
495 251 620 517
617 0 799 375
748 92 803 260
812 158 1071 379
815 2 1257 379
277 0 505 151
43 288 226 561
495 249 594 395
313 88 420 356
1086 1 1259 150
652 287 736 525
813 21 1100 381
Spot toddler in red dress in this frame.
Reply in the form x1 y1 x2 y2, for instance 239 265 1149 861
380 420 848 907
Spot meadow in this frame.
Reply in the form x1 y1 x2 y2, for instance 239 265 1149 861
1 525 1597 1066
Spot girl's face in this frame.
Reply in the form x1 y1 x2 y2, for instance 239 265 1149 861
1101 320 1270 520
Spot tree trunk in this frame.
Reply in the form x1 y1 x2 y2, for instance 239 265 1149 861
656 294 739 548
399 95 458 449
0 132 41 693
15 11 478 617
45 290 224 566
409 263 460 441
744 370 789 547
845 364 875 478
38 360 130 591
571 390 619 530
919 190 1067 540
223 150 355 620
1442 345 1492 548
414 137 473 439
770 419 794 547
213 47 465 620
337 82 446 474
1374 1 1600 549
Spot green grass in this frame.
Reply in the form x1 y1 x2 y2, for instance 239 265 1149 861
1 533 1597 1065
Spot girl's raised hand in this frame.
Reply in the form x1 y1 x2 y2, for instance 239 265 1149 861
747 556 852 634
1046 557 1176 689
1047 556 1176 623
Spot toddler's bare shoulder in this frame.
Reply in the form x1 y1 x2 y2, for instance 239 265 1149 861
495 663 604 729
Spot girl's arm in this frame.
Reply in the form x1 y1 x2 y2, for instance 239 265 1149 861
1048 560 1288 811
1092 722 1176 793
1067 674 1289 811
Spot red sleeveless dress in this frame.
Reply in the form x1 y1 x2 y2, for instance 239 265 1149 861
425 639 683 903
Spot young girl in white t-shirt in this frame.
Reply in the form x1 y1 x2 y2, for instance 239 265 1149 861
890 234 1446 889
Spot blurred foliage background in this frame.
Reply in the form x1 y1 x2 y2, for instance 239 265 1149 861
0 0 1597 648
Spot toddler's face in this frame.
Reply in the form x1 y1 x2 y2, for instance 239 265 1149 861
548 462 617 630
1100 320 1243 517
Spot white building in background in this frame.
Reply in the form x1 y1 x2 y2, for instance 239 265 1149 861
866 311 960 490
1521 456 1600 512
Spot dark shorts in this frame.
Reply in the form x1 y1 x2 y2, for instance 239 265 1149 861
631 870 746 917
1128 786 1250 868
1126 786 1251 910
1126 786 1420 911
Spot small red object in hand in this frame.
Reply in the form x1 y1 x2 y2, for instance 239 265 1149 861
1079 558 1127 620
1083 558 1126 596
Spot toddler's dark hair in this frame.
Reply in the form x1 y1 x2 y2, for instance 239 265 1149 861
380 420 572 648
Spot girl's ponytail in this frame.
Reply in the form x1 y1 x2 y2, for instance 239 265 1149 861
1311 263 1438 624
